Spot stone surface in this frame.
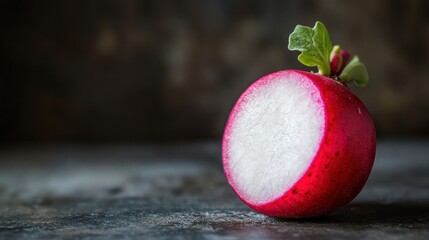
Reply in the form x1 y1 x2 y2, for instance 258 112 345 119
0 141 428 239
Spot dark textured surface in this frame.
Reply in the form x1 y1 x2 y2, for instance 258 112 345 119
0 141 428 239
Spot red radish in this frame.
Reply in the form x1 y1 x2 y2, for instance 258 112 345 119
222 21 375 218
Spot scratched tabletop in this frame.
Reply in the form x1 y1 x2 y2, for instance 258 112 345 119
0 141 428 239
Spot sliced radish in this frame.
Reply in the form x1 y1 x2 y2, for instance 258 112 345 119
222 70 376 218
222 21 375 218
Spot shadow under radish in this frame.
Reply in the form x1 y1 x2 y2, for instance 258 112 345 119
273 202 429 227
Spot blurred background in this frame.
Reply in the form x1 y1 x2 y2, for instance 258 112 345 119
1 0 429 144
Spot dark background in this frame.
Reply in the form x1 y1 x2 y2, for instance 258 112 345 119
1 0 429 143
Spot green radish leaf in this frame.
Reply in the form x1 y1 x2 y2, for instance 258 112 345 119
339 55 369 87
288 21 332 76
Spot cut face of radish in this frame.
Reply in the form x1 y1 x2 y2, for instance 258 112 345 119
223 70 376 218
224 71 325 204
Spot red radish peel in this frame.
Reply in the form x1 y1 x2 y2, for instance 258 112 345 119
222 21 375 218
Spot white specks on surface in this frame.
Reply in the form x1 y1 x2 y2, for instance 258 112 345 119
226 72 325 204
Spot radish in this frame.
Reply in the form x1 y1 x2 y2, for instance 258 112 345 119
222 21 375 218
